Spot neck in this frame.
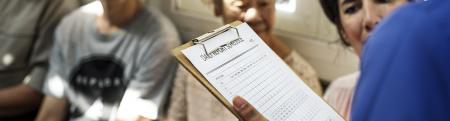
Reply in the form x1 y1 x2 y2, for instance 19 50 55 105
268 35 291 59
97 1 142 34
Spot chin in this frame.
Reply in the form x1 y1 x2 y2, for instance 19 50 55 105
258 31 271 37
257 33 271 43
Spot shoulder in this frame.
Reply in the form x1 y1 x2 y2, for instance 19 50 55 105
150 8 181 49
284 50 317 78
284 51 314 70
134 8 180 50
324 72 359 102
125 8 181 59
362 0 450 66
368 0 449 44
327 72 359 90
58 2 97 29
55 3 96 38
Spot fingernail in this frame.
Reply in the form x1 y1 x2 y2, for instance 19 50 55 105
233 96 246 111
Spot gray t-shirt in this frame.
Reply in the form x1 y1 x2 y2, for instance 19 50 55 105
43 2 180 120
0 0 76 90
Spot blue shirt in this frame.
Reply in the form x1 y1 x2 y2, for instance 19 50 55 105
352 0 450 120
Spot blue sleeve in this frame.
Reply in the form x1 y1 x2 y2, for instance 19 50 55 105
351 0 450 121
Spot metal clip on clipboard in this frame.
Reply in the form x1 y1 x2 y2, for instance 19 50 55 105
192 25 242 55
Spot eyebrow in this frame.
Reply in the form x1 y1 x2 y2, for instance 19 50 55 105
341 0 354 5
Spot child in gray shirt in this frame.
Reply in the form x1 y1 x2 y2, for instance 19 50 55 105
39 1 180 120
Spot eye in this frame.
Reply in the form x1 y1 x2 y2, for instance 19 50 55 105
344 3 362 14
344 6 357 14
374 0 393 4
232 1 248 10
258 1 269 7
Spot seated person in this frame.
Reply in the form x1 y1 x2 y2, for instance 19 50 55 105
0 0 76 120
36 0 180 120
320 0 410 119
167 0 322 120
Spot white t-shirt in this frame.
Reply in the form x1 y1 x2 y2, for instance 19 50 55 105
43 2 180 120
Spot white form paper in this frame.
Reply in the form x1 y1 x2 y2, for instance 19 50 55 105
181 23 344 121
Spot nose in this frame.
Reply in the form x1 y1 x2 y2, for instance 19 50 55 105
363 15 379 33
243 8 263 24
363 4 381 33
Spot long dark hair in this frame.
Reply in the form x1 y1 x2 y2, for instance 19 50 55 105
319 0 350 46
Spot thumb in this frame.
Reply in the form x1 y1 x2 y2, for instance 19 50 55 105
233 96 268 121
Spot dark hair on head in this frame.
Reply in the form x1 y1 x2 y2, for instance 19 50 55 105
319 0 350 46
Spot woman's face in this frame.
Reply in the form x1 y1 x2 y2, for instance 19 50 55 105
219 0 276 45
338 0 407 56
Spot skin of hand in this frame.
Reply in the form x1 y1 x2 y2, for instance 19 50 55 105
35 96 68 121
116 116 153 121
0 84 42 116
232 96 268 121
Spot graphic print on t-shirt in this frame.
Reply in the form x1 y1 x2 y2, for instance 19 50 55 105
68 55 128 118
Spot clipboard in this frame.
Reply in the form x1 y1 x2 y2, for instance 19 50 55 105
172 21 344 121
172 21 244 120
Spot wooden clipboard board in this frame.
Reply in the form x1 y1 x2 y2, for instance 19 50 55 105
171 21 244 120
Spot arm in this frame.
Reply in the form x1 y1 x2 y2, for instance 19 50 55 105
35 96 68 121
0 85 42 116
116 40 178 121
34 1 75 119
0 0 76 117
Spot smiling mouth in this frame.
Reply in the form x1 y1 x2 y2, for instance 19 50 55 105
249 23 267 33
361 31 372 45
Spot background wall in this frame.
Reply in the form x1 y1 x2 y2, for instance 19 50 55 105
147 0 359 82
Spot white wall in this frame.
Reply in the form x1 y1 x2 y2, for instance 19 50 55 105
146 0 359 82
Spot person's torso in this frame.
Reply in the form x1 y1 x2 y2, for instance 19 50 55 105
57 7 177 120
0 0 49 88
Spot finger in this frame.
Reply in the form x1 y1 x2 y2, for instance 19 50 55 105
233 96 268 121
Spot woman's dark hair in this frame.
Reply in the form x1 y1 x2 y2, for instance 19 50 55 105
319 0 351 46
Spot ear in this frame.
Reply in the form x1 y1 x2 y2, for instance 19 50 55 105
213 0 224 16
